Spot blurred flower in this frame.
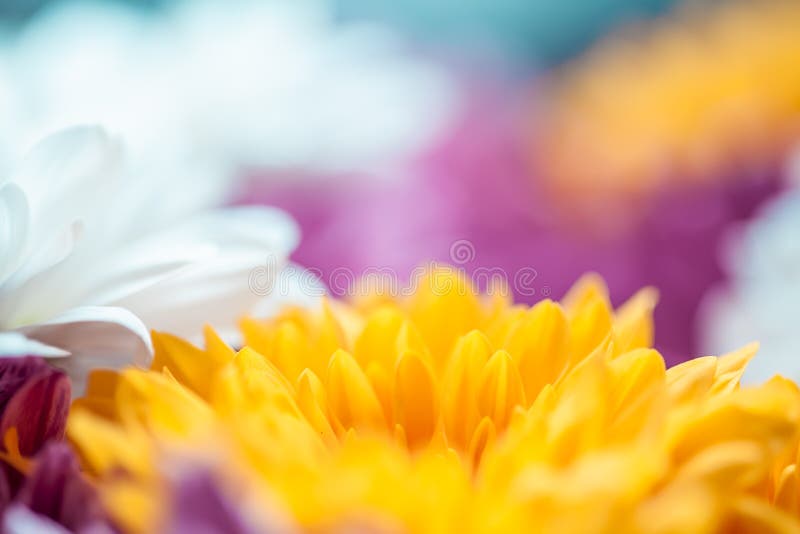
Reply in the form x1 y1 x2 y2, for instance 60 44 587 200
4 443 112 533
0 126 299 385
251 82 777 363
0 357 68 460
68 267 800 532
700 159 800 383
537 0 800 209
0 357 110 532
163 471 265 534
0 0 456 185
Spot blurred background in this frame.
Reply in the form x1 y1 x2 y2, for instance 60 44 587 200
1 0 798 376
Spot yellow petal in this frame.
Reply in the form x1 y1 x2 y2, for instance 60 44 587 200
365 361 394 425
354 307 406 370
409 265 482 369
116 369 212 436
317 299 350 360
670 378 800 463
239 316 275 359
395 321 431 365
393 350 438 449
562 272 610 314
564 278 614 363
613 287 658 354
67 409 152 477
296 369 336 445
675 441 768 490
468 416 496 470
212 348 299 419
73 369 122 421
729 496 800 533
503 299 568 400
102 479 162 534
774 464 799 515
270 321 311 383
477 350 527 431
327 349 386 434
442 330 491 451
666 356 717 404
711 342 759 395
548 344 612 464
150 331 215 399
607 348 666 442
202 325 235 366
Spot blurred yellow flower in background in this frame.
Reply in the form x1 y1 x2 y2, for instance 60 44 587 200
67 266 800 533
538 0 800 206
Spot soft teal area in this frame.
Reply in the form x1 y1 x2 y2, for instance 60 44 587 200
333 0 681 64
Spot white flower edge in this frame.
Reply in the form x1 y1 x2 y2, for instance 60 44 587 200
699 188 800 384
0 126 303 387
4 504 71 534
0 332 69 358
13 306 152 392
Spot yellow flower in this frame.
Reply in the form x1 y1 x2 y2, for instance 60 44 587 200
538 0 800 205
67 265 800 533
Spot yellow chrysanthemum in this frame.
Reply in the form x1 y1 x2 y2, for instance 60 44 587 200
67 266 800 533
538 0 800 204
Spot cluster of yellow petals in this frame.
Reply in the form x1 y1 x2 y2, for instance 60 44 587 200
539 0 800 205
67 266 800 533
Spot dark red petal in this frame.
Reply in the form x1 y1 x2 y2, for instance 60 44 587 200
0 357 51 416
0 369 70 456
0 462 10 514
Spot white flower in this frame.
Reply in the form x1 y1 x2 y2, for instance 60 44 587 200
0 0 456 178
699 180 800 383
0 126 299 384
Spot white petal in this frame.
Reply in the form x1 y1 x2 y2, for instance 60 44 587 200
2 126 121 293
0 218 83 319
699 189 800 384
163 205 300 253
106 207 300 338
252 262 327 318
18 306 152 390
3 505 70 534
12 126 121 217
1 205 299 333
0 182 30 285
0 332 68 358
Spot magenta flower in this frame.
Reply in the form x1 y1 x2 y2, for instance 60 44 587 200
7 443 112 533
0 357 112 533
166 472 258 534
0 357 70 457
240 82 779 364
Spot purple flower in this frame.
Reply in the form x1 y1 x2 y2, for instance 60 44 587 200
0 357 70 458
239 83 779 365
0 358 113 533
11 443 112 534
166 472 256 534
